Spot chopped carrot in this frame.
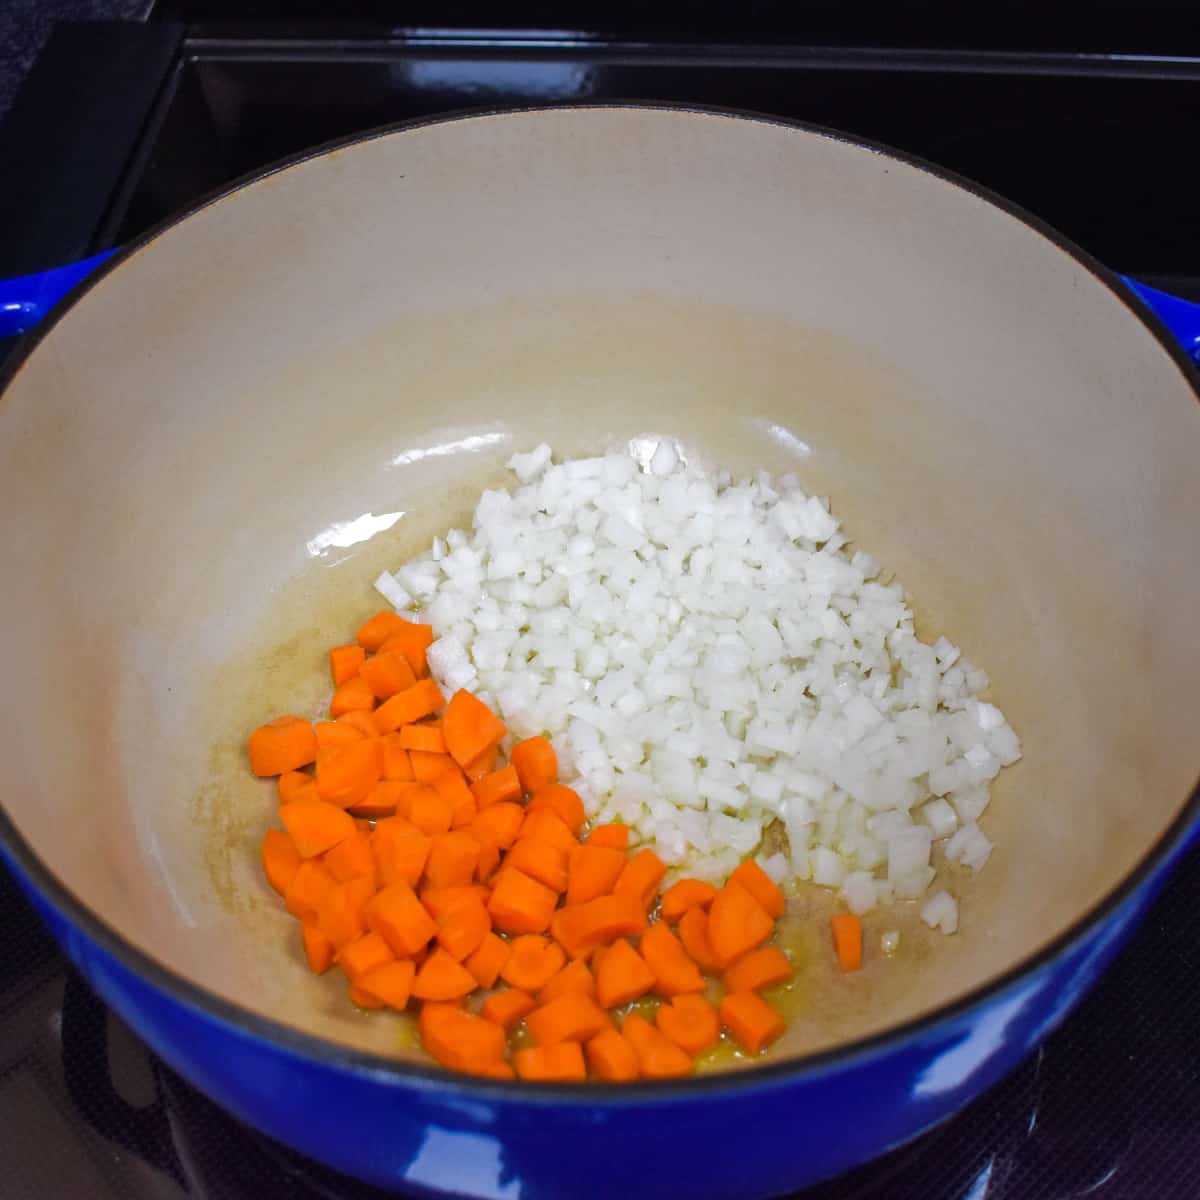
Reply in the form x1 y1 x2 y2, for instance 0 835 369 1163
656 994 720 1057
278 770 314 805
519 808 577 853
420 1003 507 1074
622 1014 692 1079
488 868 558 936
514 1042 586 1082
349 982 384 1009
831 913 863 972
248 715 317 777
336 931 394 982
329 676 376 718
409 749 457 783
526 993 610 1046
314 720 363 752
411 947 478 1001
586 1028 640 1082
719 991 785 1054
301 922 334 973
504 837 569 893
566 840 582 874
280 801 355 859
380 734 414 781
640 923 705 996
355 611 409 653
345 872 377 912
443 689 507 769
594 937 655 1008
261 828 302 896
471 765 522 809
284 859 335 921
329 644 366 686
509 736 557 795
347 779 411 818
282 776 321 807
420 884 491 922
461 742 499 782
376 619 435 676
356 959 416 1010
371 821 431 888
366 882 438 957
677 906 722 974
587 823 629 850
335 709 382 738
470 1060 516 1081
551 894 648 959
323 829 376 884
723 946 794 993
432 769 477 828
482 988 536 1030
538 959 595 1004
436 897 491 962
315 738 383 808
360 651 418 701
565 844 626 906
730 859 786 919
470 802 524 850
500 935 566 992
398 723 447 754
379 782 427 820
527 784 586 835
475 838 501 882
464 932 511 989
660 878 718 922
407 786 453 836
425 831 482 889
707 881 774 967
317 876 374 948
613 848 667 910
374 678 444 732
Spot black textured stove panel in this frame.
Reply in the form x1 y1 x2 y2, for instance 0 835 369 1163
149 2 1200 57
2 847 1197 1198
110 39 1200 293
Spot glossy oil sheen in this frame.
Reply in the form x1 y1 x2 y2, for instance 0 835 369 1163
0 107 1198 1195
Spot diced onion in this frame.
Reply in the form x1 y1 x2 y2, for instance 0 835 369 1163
920 890 960 935
379 440 1020 916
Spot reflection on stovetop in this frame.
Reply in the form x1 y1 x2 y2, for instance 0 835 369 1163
2 847 1196 1200
116 40 1200 294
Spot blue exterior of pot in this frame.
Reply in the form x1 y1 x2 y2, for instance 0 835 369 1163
4 823 1194 1198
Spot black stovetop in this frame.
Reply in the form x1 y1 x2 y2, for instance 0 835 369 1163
1 14 1198 1199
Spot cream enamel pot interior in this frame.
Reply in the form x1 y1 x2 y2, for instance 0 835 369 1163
0 106 1198 1198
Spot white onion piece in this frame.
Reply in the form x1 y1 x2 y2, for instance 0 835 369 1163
921 890 960 934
